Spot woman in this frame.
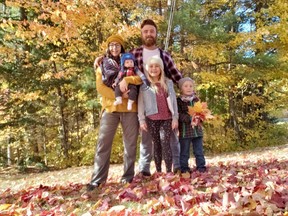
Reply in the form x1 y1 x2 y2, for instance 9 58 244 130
87 35 142 192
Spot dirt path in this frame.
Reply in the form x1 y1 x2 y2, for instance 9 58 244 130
1 144 287 193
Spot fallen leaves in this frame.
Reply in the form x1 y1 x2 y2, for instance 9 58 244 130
0 146 288 215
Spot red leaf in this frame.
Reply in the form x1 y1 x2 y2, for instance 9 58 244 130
270 192 286 208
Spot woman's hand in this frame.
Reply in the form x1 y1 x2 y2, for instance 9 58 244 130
93 56 104 68
119 79 128 92
140 123 148 132
122 90 130 98
172 119 178 130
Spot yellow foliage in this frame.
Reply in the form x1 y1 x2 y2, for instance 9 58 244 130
190 43 227 64
243 95 265 105
188 101 214 120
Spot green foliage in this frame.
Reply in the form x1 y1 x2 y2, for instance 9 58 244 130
204 117 288 154
17 156 48 173
203 117 237 154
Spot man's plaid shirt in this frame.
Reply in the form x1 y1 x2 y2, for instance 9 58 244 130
130 46 182 84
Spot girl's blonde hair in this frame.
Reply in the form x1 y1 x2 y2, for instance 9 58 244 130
145 56 168 92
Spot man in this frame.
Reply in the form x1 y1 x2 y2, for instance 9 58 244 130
119 19 183 175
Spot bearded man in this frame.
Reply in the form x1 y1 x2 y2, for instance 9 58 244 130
95 19 183 177
126 19 183 175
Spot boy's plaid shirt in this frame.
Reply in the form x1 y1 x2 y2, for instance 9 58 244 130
177 97 203 139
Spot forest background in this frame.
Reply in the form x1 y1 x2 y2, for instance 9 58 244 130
0 0 287 170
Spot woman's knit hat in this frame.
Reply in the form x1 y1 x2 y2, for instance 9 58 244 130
106 35 125 48
145 56 164 72
178 77 194 89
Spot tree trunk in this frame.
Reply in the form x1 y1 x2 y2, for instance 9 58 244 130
58 86 69 158
228 90 244 143
52 61 70 158
42 128 48 165
7 135 11 166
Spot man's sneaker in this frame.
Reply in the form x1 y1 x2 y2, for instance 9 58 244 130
141 171 151 176
81 183 101 199
86 182 101 192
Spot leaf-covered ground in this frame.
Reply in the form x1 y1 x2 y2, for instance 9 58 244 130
1 145 288 215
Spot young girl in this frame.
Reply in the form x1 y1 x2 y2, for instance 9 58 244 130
138 56 178 173
177 77 207 173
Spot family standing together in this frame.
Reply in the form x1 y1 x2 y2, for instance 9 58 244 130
86 19 207 193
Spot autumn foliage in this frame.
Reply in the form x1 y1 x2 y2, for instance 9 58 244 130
188 101 214 127
0 1 288 215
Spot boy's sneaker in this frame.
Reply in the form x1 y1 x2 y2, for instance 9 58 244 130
173 167 181 174
197 167 207 173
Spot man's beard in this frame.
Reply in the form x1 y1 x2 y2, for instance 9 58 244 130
142 36 157 47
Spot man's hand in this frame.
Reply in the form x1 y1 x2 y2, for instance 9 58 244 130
122 90 130 98
119 79 128 92
94 56 104 68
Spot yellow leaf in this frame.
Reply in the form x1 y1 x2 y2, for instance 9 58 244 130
0 204 12 211
188 101 203 114
188 101 214 121
163 195 175 207
91 199 102 210
247 198 257 210
159 179 170 190
181 172 190 179
61 12 67 21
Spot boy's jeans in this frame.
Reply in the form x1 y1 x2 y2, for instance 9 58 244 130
179 137 206 172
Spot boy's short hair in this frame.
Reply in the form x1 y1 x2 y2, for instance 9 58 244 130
141 19 157 31
178 77 194 89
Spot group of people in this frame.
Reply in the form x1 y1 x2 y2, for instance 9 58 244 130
86 19 207 193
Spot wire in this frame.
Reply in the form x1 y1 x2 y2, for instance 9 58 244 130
164 0 176 51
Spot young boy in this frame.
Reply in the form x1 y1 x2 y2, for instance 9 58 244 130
177 77 207 173
112 53 139 110
102 52 148 110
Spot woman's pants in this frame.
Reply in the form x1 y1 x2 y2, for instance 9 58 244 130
90 111 139 185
